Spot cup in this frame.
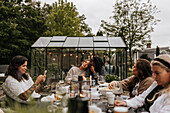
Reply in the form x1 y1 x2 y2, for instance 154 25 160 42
106 92 115 105
114 106 128 113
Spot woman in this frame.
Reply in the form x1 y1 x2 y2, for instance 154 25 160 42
109 58 154 98
65 59 90 83
115 54 170 113
86 57 106 84
4 55 46 101
86 56 106 76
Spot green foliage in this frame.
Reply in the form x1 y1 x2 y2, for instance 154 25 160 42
101 0 160 68
0 1 47 64
44 0 92 37
105 74 120 83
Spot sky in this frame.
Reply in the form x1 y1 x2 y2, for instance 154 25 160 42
38 0 170 48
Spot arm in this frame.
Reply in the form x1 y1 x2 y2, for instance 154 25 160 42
125 82 157 109
109 75 136 90
65 68 73 82
118 75 136 91
137 77 154 95
19 75 46 100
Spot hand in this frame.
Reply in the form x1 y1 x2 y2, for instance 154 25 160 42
108 81 116 89
114 100 127 106
35 75 46 84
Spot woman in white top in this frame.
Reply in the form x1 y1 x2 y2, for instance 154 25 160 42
115 54 170 113
65 59 90 83
4 55 46 101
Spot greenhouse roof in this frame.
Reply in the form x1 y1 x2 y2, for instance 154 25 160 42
31 36 127 49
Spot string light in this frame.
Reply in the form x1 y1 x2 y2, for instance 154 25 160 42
70 54 73 56
63 54 66 57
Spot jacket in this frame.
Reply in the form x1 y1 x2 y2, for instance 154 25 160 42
118 75 154 97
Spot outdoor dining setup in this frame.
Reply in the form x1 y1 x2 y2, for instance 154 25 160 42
39 74 129 113
1 36 169 113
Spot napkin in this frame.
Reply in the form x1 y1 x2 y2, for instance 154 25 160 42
41 94 55 102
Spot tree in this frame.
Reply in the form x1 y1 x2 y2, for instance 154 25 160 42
156 46 160 56
44 0 92 37
101 0 160 67
0 0 47 64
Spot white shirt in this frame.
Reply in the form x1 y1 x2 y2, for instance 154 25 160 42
65 66 86 81
5 75 40 99
125 81 170 113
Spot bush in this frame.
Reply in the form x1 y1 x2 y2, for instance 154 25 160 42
105 75 120 83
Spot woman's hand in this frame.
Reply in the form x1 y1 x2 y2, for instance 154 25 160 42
108 81 116 89
35 75 46 85
114 100 127 106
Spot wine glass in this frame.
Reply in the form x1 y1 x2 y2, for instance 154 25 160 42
112 83 123 97
98 76 105 85
55 84 67 97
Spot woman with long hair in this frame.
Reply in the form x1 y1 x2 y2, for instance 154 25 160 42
109 58 154 98
115 54 170 112
4 55 46 100
65 59 90 83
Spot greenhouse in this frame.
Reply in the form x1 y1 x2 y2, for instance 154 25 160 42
31 36 127 81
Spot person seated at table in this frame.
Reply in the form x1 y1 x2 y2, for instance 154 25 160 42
65 59 90 83
85 56 106 85
109 58 154 98
86 56 106 76
115 54 170 113
4 55 46 101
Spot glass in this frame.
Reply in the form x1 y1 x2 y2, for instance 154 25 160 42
112 83 123 96
55 84 67 97
98 76 105 84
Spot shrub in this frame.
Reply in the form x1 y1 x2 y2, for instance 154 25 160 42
105 75 120 83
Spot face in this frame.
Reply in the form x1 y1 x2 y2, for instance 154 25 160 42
81 60 90 70
152 65 170 87
132 63 138 77
18 61 27 74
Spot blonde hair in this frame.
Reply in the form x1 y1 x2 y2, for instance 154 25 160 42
147 54 170 102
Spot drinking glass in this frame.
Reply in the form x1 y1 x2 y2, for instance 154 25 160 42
98 76 105 85
112 83 123 97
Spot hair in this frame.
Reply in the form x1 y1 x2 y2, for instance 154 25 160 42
148 54 170 102
139 54 151 62
6 55 29 81
135 58 152 81
89 57 104 75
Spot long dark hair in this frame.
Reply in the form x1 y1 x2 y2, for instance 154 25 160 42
90 57 104 75
6 55 29 81
136 58 152 81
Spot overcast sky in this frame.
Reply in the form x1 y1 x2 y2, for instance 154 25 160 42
38 0 170 48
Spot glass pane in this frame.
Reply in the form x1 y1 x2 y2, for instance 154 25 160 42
32 37 52 47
